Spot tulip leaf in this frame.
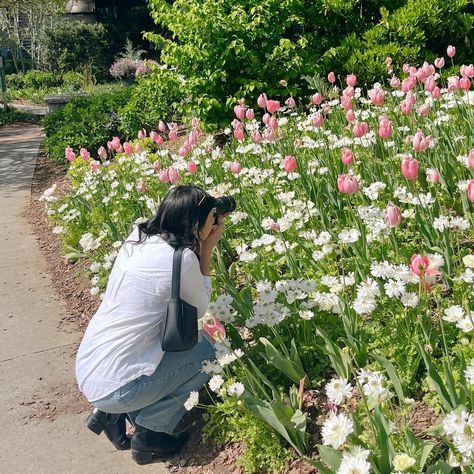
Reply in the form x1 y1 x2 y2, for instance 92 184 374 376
316 445 343 470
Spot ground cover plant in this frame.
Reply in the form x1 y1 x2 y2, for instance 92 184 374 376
41 49 474 472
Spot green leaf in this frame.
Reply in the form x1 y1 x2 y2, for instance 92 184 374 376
316 327 351 379
425 461 452 473
373 354 405 404
317 444 343 470
301 457 334 474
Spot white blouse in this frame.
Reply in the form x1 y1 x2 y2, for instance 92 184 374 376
75 229 212 402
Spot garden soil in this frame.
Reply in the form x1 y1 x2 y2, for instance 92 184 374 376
25 129 440 474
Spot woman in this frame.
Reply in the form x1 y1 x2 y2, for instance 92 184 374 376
75 184 226 465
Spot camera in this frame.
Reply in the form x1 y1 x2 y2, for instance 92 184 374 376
214 195 236 222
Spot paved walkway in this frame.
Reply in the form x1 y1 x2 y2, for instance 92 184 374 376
0 125 167 473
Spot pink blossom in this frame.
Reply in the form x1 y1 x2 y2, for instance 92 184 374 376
447 45 456 58
353 121 368 138
424 75 436 92
431 87 441 99
266 100 281 114
468 149 474 169
262 113 270 125
257 93 268 108
294 138 302 148
312 113 324 128
97 146 107 158
153 160 161 172
390 76 400 88
135 143 143 153
341 148 353 165
150 131 159 143
346 74 357 87
168 167 181 184
137 129 146 139
401 156 419 180
123 142 133 155
187 161 197 173
230 161 241 174
65 147 76 162
263 127 275 141
418 104 430 116
90 160 100 173
412 130 430 152
345 109 355 123
343 86 355 98
136 180 148 193
402 63 411 74
168 130 178 141
378 116 392 139
251 131 262 143
285 97 296 108
337 174 359 194
468 179 474 203
279 79 288 87
234 127 245 141
283 155 297 173
312 93 323 105
340 95 353 110
327 72 336 84
410 254 430 276
460 77 471 90
385 203 401 227
434 57 445 68
269 116 279 129
370 89 385 107
234 104 246 120
159 169 170 183
202 317 226 341
80 148 90 161
448 76 460 92
158 121 166 132
245 108 255 120
426 168 440 184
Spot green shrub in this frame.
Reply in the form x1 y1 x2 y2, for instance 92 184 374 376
118 66 182 137
0 107 38 126
43 21 116 81
43 88 132 163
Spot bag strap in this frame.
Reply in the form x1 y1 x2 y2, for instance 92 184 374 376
171 247 184 299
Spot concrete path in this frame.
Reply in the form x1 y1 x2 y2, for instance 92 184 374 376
0 125 168 473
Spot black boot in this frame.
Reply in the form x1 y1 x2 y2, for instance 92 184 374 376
86 408 131 451
131 424 188 465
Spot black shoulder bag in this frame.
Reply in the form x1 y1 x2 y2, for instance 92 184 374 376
161 247 199 352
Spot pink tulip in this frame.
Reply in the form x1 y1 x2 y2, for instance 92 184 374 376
245 108 255 120
337 174 359 194
432 87 441 99
135 143 143 153
294 138 302 148
269 116 279 129
65 147 76 162
448 76 460 92
468 179 474 203
283 155 297 173
426 168 440 184
385 203 401 227
80 147 90 160
343 86 355 98
460 77 471 90
262 113 271 125
345 109 355 123
136 180 148 193
346 74 357 87
137 129 146 139
264 127 275 141
234 104 246 120
97 146 107 158
401 156 419 180
230 161 241 174
341 148 353 165
251 131 262 143
378 116 392 139
410 254 430 276
188 131 198 146
202 317 226 341
327 72 336 84
187 161 197 173
312 93 323 105
312 113 324 128
285 97 296 108
150 131 159 143
340 95 353 110
434 57 445 68
447 45 456 58
234 128 245 141
159 169 170 183
402 63 411 74
412 130 429 152
266 100 281 114
468 149 474 169
153 160 161 172
168 167 181 184
418 104 430 116
424 75 436 92
158 121 166 132
123 142 133 155
370 89 385 107
390 76 400 88
279 79 288 87
90 160 100 173
169 130 178 141
257 93 268 108
353 121 368 138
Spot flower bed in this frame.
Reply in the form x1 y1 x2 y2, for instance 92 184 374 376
41 53 474 472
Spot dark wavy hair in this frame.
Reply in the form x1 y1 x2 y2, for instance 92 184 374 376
134 184 217 252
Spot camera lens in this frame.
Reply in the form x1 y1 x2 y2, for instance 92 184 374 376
214 195 236 215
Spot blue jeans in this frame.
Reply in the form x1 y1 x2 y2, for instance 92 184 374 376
93 335 216 434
